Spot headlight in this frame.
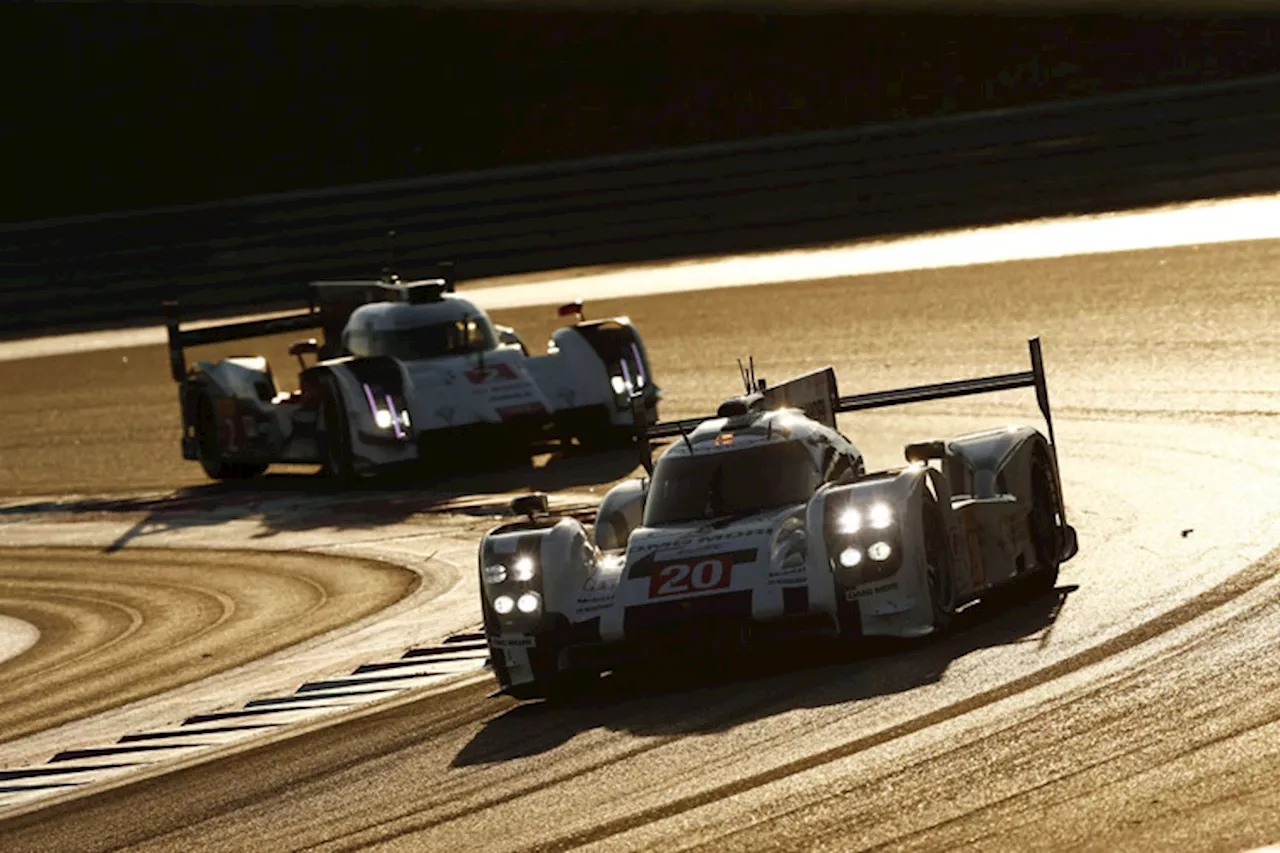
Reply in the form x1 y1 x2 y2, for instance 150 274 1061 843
493 595 515 615
869 503 893 530
482 564 508 584
511 556 536 582
838 508 862 534
610 375 630 395
374 409 393 429
838 547 862 568
516 592 541 614
868 541 893 561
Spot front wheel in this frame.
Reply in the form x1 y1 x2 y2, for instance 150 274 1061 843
316 376 355 482
922 494 956 633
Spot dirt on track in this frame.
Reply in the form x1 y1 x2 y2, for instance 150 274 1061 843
0 547 415 744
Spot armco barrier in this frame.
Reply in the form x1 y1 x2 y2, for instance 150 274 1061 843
4 73 1280 333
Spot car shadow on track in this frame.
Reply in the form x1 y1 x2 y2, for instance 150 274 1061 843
452 584 1078 767
0 446 642 552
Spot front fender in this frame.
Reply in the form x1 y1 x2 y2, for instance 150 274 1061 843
808 467 939 638
304 356 418 470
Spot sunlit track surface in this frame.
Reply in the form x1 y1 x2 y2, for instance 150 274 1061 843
2 235 1280 849
0 548 415 744
0 634 489 812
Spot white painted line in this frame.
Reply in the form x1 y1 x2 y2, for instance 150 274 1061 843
0 614 39 665
3 191 1279 365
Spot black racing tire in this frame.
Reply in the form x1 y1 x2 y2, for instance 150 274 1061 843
316 376 355 482
1021 450 1063 599
922 493 956 634
498 637 593 703
193 392 267 481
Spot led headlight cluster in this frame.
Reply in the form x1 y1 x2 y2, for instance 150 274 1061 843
829 500 901 581
484 554 543 619
361 382 411 437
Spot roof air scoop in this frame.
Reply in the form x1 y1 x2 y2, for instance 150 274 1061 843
716 393 765 418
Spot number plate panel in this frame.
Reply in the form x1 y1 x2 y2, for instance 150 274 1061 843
648 553 735 599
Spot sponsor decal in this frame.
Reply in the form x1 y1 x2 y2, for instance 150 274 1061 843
843 580 900 601
649 553 734 599
490 634 537 649
466 363 518 385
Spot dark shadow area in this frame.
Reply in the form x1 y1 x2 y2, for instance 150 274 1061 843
0 445 643 552
7 9 1280 333
453 583 1078 767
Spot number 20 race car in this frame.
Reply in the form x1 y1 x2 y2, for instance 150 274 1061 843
479 339 1080 699
163 269 659 481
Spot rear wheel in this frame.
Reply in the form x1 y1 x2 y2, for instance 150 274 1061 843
193 392 267 481
922 494 955 633
1021 451 1063 598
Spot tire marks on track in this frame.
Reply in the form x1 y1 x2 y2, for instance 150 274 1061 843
524 547 1280 853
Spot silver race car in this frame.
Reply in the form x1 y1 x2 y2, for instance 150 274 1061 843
479 339 1079 699
164 269 659 480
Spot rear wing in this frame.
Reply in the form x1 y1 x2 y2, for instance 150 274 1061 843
163 302 322 383
644 337 1065 517
652 337 1058 445
162 275 456 383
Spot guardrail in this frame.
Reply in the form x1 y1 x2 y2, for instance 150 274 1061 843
5 73 1280 334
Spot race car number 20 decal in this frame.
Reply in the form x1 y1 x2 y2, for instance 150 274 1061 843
649 554 733 598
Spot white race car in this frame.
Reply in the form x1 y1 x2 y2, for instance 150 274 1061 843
164 270 660 480
479 339 1079 699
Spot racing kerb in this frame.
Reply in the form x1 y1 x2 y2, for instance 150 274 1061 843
6 73 1280 334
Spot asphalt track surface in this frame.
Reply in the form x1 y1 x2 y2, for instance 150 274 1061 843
2 235 1280 850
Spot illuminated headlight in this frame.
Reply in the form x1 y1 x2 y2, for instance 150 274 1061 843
482 564 508 584
374 409 393 429
511 556 536 582
868 541 893 561
838 508 862 534
493 595 515 615
516 592 542 614
838 547 863 568
610 375 630 396
869 503 893 530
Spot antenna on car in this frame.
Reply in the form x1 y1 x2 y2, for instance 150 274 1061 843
737 358 751 395
381 229 401 285
675 419 695 454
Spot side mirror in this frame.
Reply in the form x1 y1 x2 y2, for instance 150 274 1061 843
495 325 527 354
510 492 550 520
289 338 320 371
557 300 585 322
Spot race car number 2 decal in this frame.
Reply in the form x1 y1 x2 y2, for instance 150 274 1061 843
649 554 733 598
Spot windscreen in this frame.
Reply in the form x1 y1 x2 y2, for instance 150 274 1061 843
353 317 496 360
643 440 820 526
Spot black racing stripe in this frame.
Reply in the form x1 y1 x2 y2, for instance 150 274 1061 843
342 355 405 395
627 551 656 579
782 585 809 615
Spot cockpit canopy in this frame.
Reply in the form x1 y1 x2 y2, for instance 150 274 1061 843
643 439 822 526
342 299 498 361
